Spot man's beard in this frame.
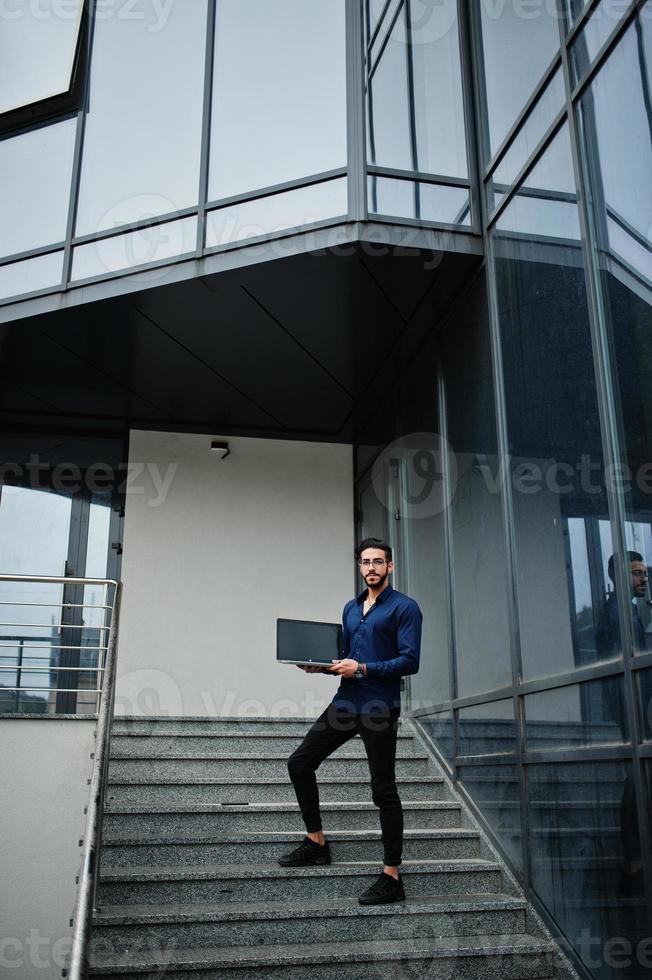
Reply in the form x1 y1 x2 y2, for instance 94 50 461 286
365 569 389 590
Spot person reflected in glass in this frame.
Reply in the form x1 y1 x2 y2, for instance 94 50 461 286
597 551 649 896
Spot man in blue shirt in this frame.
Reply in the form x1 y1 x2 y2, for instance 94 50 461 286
278 538 422 905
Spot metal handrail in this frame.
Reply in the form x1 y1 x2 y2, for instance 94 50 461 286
66 579 123 980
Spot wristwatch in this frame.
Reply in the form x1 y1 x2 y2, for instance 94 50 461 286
355 663 365 679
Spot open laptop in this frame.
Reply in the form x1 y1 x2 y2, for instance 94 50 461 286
276 618 342 668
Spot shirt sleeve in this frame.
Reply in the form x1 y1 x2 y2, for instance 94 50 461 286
365 601 422 678
341 603 351 659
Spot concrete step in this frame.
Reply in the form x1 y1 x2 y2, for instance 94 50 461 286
87 932 555 979
109 753 432 782
111 717 415 737
102 800 462 836
100 828 482 867
109 733 418 758
90 893 527 954
97 859 502 906
105 775 445 806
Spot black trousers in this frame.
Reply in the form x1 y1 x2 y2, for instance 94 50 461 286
287 703 404 867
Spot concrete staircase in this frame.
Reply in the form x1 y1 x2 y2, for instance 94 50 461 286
87 716 566 979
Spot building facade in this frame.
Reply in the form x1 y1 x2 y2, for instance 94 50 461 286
0 1 651 978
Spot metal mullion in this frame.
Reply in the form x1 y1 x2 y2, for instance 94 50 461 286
65 250 198 291
196 0 216 256
363 214 477 234
569 0 648 104
605 204 652 253
452 686 515 710
483 54 562 182
366 165 470 188
367 0 393 53
0 284 66 309
523 744 634 764
632 651 652 670
61 0 99 290
403 0 420 218
455 753 519 766
457 0 482 233
346 0 367 222
486 110 568 232
411 699 454 719
556 0 652 908
437 358 460 774
4 664 105 673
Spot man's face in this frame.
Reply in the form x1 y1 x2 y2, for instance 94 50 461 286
359 547 393 590
630 561 648 598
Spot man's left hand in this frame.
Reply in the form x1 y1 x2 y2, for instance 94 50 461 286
330 658 360 678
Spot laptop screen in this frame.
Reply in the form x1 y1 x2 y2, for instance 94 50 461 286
276 618 342 665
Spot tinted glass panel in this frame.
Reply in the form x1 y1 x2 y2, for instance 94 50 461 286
528 761 646 979
479 0 560 157
0 119 76 258
368 177 470 225
570 0 630 83
0 0 83 114
71 217 197 282
459 698 517 756
420 710 454 765
0 252 63 302
525 677 627 749
76 0 206 235
460 762 522 868
209 0 346 201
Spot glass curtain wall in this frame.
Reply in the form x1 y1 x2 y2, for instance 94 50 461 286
354 2 652 977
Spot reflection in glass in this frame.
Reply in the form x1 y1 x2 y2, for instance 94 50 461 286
458 698 517 756
479 0 560 156
495 124 580 240
637 667 652 739
205 179 347 249
528 762 646 979
570 0 630 83
72 217 197 283
0 119 77 259
209 0 346 201
0 486 72 713
492 70 565 193
76 0 206 235
366 0 467 177
368 177 470 224
525 677 627 749
0 252 63 302
460 762 522 869
441 278 513 697
0 0 83 114
420 710 454 766
493 117 619 681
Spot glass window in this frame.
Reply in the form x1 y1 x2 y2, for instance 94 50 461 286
495 123 580 240
570 0 631 83
419 709 454 766
0 119 77 259
528 761 645 979
75 0 207 236
0 252 63 302
441 277 513 698
637 667 652 739
458 698 517 756
367 0 467 178
492 69 565 194
460 761 522 868
368 177 470 225
0 0 83 115
494 124 620 681
71 216 197 283
205 179 347 249
479 0 561 157
525 677 628 749
209 0 346 201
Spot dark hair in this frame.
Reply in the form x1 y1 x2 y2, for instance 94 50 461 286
607 551 644 584
355 537 393 562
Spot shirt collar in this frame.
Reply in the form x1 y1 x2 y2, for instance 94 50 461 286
356 583 394 606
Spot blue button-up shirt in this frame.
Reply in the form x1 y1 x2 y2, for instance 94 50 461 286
331 584 422 714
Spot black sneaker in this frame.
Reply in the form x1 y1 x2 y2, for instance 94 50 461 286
358 871 405 905
278 836 332 867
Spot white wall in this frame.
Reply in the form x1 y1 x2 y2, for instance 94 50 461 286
0 718 95 980
115 431 354 718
